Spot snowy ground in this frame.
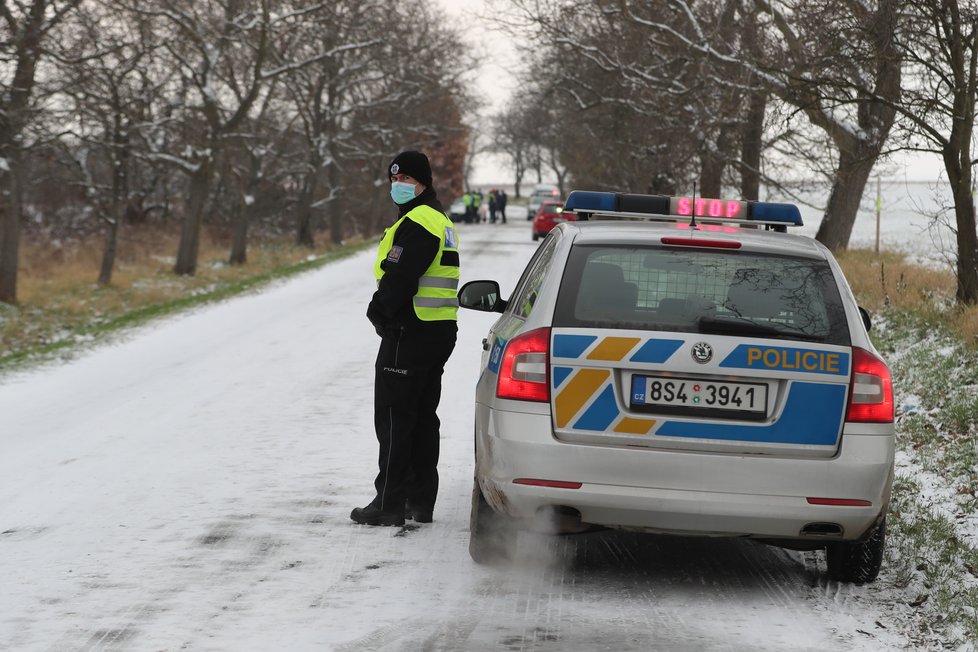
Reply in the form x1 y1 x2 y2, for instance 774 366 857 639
0 218 920 651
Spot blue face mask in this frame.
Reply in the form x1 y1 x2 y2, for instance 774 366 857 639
390 181 417 205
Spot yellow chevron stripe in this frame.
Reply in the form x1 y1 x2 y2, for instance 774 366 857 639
614 417 657 435
555 368 609 428
587 337 641 361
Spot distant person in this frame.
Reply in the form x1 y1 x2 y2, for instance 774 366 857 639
498 189 507 224
463 191 475 224
353 150 460 527
472 190 486 222
488 189 497 223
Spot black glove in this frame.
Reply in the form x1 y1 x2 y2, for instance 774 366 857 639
366 302 385 337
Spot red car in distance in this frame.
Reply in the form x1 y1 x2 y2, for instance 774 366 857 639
532 201 573 240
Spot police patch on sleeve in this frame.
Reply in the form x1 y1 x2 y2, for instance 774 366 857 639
444 227 458 249
387 245 403 263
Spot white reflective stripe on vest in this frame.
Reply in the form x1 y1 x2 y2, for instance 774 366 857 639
415 296 460 308
420 275 459 290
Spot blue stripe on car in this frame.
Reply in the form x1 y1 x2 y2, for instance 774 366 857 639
629 339 684 363
553 334 597 359
572 384 619 431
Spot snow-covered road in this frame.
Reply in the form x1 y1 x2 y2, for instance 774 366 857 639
0 219 900 651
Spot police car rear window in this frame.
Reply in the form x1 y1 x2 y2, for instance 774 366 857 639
553 245 850 345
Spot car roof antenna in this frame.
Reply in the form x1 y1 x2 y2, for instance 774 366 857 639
690 181 698 229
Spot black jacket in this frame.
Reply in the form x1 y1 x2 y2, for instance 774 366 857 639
366 188 458 338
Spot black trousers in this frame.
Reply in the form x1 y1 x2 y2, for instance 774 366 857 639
372 326 457 513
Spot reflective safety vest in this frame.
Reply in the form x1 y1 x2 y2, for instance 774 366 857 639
374 204 460 321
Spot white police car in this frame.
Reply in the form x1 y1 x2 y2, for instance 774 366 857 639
458 190 894 583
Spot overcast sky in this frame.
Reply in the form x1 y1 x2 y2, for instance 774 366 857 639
437 0 523 185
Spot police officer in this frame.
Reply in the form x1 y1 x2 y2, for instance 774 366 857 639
352 150 460 527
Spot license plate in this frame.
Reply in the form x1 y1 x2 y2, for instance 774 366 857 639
631 375 767 415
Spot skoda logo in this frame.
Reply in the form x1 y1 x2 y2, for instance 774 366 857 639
691 342 713 364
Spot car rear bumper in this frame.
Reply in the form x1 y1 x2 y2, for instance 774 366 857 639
476 407 893 541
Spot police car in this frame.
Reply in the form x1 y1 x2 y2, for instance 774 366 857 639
458 190 894 583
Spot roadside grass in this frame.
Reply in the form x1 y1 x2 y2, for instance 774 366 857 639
2 241 978 646
0 229 373 373
843 249 978 647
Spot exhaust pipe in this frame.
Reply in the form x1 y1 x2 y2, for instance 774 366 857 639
800 522 844 537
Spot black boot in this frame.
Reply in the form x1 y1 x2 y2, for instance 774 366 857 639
351 502 405 526
405 501 433 523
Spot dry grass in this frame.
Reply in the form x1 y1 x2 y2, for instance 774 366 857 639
835 249 956 318
951 304 978 344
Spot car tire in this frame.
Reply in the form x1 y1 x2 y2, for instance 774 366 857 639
826 517 886 583
532 233 539 241
469 478 515 564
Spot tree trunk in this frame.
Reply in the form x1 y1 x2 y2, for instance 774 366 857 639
951 185 978 304
945 146 978 304
97 216 120 287
0 154 22 304
99 133 130 287
698 131 730 198
174 160 212 276
513 151 525 198
295 174 317 248
326 161 342 245
229 158 260 265
698 155 724 198
229 199 254 265
814 146 877 251
740 91 766 200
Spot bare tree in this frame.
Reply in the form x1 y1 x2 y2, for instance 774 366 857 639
278 0 385 248
616 0 903 249
225 82 295 265
491 103 534 197
134 0 282 276
51 1 163 287
890 0 978 303
0 0 81 303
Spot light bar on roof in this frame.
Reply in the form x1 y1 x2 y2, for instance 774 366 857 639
563 190 803 226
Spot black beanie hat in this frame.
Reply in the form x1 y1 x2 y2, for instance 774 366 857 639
388 150 432 188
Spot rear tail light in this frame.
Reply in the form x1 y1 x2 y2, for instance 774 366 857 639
845 347 894 423
496 327 550 402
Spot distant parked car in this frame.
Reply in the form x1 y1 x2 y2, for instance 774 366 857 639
448 197 466 223
525 184 561 220
532 201 572 240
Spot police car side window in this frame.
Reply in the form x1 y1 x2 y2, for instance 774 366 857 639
510 234 560 319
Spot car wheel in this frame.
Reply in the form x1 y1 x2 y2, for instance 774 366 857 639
826 517 886 583
532 232 539 241
469 478 515 564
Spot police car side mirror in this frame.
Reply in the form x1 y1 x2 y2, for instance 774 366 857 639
458 280 507 313
858 306 872 332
